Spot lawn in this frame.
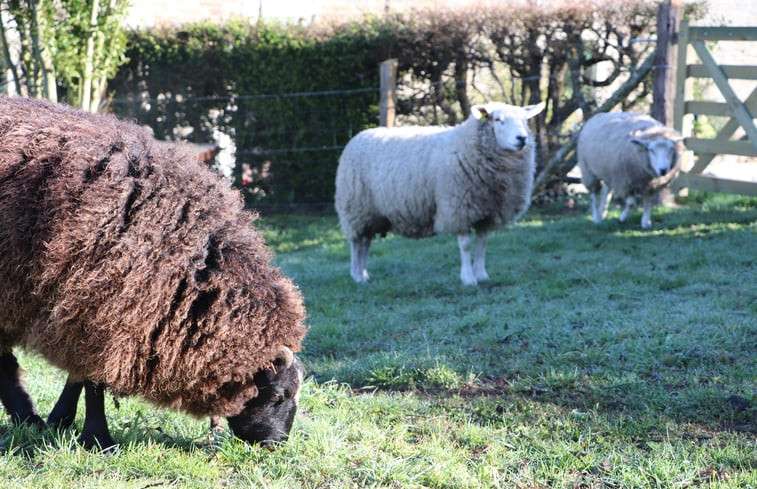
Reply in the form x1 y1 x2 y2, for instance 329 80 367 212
1 192 755 488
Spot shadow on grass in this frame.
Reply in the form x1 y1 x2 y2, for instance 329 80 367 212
298 195 756 443
0 412 228 457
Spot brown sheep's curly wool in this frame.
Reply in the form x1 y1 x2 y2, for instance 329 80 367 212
0 97 307 418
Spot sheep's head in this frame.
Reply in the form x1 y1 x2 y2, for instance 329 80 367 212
226 346 304 449
473 101 545 152
630 129 684 178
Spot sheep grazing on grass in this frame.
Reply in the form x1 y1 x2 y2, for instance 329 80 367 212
577 112 683 229
335 101 545 286
0 96 307 450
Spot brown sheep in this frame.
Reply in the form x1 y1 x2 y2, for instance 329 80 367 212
0 96 307 449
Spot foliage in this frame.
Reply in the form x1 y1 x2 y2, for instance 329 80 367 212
1 192 755 487
0 0 129 110
52 0 130 111
0 0 58 100
108 1 705 206
109 18 384 206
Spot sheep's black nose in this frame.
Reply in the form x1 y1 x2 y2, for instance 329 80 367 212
515 135 526 148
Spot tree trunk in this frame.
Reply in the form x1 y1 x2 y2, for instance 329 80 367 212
0 8 22 95
30 0 56 102
81 0 100 111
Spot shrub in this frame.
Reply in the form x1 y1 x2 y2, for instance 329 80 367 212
108 1 704 207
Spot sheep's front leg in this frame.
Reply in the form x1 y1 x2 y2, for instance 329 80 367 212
619 196 636 222
350 237 371 283
79 380 116 451
640 196 654 229
589 192 601 223
472 231 490 283
0 351 44 426
457 233 477 286
48 377 83 429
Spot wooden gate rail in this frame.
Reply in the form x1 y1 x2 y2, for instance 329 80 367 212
673 21 757 195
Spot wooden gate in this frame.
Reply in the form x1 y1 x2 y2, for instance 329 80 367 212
673 20 757 195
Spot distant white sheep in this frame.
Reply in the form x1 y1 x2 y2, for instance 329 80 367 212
577 112 683 229
334 101 545 286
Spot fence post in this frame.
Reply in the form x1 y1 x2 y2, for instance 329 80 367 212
380 58 398 127
653 0 682 126
653 0 683 202
673 18 694 195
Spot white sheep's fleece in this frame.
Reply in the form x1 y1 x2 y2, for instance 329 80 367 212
335 101 544 285
577 111 683 229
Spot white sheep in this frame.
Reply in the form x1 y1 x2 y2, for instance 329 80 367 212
334 101 545 286
577 112 683 229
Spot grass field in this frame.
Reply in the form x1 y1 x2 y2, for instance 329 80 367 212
0 192 755 488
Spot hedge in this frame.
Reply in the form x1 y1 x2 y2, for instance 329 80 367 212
108 1 704 207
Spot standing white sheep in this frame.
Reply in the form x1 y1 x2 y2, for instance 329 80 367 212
577 112 683 229
334 101 545 286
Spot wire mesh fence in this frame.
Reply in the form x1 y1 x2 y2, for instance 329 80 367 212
110 87 380 211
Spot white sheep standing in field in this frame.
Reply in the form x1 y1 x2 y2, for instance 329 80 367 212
334 101 545 286
577 112 683 229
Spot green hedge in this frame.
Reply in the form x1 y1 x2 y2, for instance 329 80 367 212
110 20 388 207
108 2 704 207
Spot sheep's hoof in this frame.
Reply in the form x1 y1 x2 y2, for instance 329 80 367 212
460 276 478 287
78 432 118 452
351 271 369 283
47 413 77 431
474 272 490 283
12 413 45 428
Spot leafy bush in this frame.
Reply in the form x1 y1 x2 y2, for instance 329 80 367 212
108 2 704 207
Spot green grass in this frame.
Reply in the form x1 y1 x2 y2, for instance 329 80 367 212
1 192 755 488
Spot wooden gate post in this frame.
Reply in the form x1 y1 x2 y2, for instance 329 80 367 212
653 0 683 200
653 0 682 126
380 58 398 127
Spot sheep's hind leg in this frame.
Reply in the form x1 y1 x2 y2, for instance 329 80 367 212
457 234 477 286
0 351 45 426
47 376 83 429
593 184 612 223
350 237 371 282
79 380 116 451
472 231 490 283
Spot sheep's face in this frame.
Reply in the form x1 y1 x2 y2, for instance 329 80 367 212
226 354 304 449
631 137 681 177
473 102 545 152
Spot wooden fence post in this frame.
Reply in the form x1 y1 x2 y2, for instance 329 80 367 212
380 58 398 127
653 0 683 201
653 0 682 126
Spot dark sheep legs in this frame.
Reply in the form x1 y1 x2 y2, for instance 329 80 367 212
0 352 45 427
0 353 114 450
48 378 116 450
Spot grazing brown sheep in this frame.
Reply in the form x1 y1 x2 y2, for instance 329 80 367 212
0 96 307 449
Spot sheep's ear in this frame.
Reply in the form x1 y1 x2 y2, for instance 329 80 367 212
523 101 545 119
472 105 490 120
630 138 649 150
